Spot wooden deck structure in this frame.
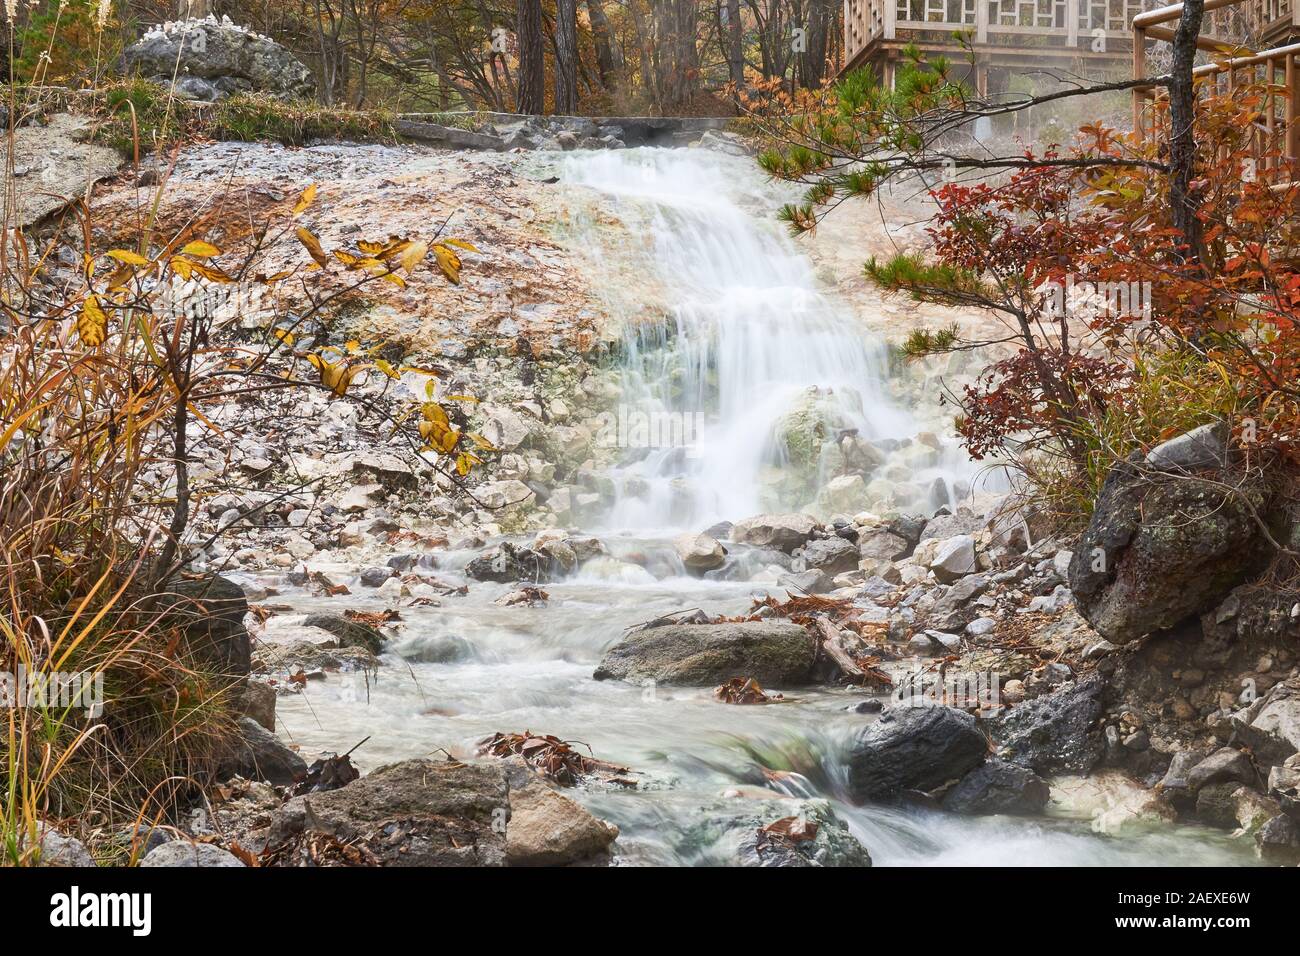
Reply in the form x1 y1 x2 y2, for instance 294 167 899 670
1132 0 1300 181
843 0 1160 91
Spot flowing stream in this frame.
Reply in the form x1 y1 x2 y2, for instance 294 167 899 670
274 147 1255 866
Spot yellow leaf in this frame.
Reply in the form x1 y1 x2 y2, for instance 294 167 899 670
169 257 194 280
456 451 483 476
432 244 462 284
441 238 481 254
374 359 400 380
272 328 296 347
400 240 429 273
182 241 221 258
333 250 360 267
79 295 109 347
188 261 235 283
293 183 318 217
296 227 329 268
108 249 150 267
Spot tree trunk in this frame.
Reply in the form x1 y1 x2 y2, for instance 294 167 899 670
587 0 622 89
651 0 699 111
178 0 210 18
724 0 743 93
555 0 579 114
1168 0 1204 263
516 0 546 114
798 0 834 89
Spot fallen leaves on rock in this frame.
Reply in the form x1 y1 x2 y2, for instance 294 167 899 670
714 677 784 705
477 730 635 788
343 608 400 628
292 752 362 796
496 586 549 607
755 815 820 859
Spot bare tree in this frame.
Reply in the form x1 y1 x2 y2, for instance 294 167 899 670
516 0 545 113
555 0 579 113
587 0 623 89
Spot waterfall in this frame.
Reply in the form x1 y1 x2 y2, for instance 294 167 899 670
564 147 974 533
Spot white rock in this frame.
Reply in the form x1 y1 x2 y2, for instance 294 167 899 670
929 534 976 583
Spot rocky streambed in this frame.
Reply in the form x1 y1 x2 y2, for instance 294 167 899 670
50 136 1298 868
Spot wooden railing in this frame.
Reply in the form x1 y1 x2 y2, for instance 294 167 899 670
1133 0 1300 182
844 0 1155 71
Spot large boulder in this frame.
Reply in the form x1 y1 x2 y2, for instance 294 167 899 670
593 622 816 686
267 759 509 866
506 780 618 866
158 575 250 680
796 536 860 574
301 613 385 655
464 542 549 584
684 799 872 867
732 514 818 553
672 532 726 574
988 676 1105 776
1068 447 1276 644
1231 676 1300 765
220 717 307 787
941 759 1050 815
122 17 316 101
846 705 988 803
141 842 247 867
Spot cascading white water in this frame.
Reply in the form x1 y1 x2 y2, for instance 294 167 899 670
565 148 970 532
272 143 1257 868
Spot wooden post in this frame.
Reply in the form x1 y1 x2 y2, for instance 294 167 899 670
885 0 897 40
976 0 988 43
1133 26 1146 139
1288 51 1299 163
1067 0 1079 47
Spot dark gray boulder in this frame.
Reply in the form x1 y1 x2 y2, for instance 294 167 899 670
1068 448 1275 644
846 704 988 803
301 613 384 654
593 622 816 686
941 759 1050 815
796 536 860 574
464 542 549 584
267 758 509 866
158 575 250 680
221 717 307 787
989 676 1105 776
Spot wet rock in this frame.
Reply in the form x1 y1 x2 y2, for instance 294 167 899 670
464 542 548 584
238 679 277 731
1196 781 1242 828
1068 453 1275 644
1 114 122 230
989 676 1105 776
941 759 1050 815
796 536 859 574
1255 813 1300 862
359 566 394 587
267 758 509 866
846 704 987 803
920 509 982 541
857 529 911 561
122 17 316 100
478 404 532 451
732 513 818 553
673 531 726 574
141 842 247 868
593 622 817 686
220 717 308 787
929 534 976 584
687 799 872 867
778 568 831 595
36 828 95 867
477 479 535 511
506 779 618 866
1185 747 1257 792
254 639 377 674
301 613 385 654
